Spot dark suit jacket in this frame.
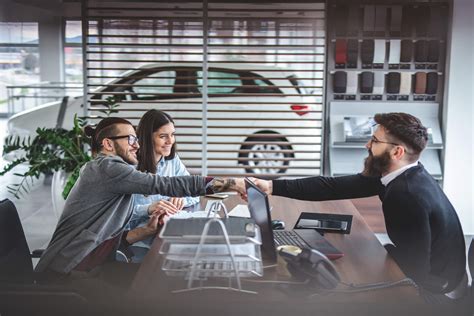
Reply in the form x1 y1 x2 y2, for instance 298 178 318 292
272 163 466 293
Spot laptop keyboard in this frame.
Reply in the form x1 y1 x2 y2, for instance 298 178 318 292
273 230 307 249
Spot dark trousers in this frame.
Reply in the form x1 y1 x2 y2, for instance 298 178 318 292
42 261 140 314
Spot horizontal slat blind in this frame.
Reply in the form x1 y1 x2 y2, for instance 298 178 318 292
84 1 325 178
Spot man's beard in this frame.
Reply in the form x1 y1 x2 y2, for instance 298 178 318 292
362 150 392 177
114 143 137 165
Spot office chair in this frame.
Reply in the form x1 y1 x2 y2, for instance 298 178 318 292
0 199 89 315
468 238 474 315
449 238 474 316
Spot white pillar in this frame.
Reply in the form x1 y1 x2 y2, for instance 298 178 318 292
38 17 64 82
443 0 474 234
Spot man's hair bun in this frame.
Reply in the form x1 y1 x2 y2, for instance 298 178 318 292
84 125 96 138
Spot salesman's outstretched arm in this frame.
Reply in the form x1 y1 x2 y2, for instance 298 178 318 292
255 174 383 201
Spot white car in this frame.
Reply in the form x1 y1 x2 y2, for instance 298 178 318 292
7 63 322 176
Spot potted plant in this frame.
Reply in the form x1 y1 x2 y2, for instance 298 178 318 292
1 115 91 216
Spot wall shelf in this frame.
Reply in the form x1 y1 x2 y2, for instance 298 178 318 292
325 2 448 180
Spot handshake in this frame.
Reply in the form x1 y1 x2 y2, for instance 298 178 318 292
208 177 273 200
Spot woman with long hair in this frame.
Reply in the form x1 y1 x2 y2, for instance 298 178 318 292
127 110 199 257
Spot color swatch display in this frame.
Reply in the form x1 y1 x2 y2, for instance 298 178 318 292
330 3 446 102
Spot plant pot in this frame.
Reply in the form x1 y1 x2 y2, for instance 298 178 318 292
51 170 69 219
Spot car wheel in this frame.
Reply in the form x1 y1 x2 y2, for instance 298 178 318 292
239 135 294 175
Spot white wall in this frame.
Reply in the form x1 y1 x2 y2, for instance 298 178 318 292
443 0 474 234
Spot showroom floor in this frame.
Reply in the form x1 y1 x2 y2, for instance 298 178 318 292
0 117 57 262
0 117 470 274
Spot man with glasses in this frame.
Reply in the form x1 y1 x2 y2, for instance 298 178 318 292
252 112 466 298
36 117 245 287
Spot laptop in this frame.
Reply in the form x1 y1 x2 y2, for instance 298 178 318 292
245 178 344 262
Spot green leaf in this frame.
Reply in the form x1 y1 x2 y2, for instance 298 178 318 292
1 117 92 198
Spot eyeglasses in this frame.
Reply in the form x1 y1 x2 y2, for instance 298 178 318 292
369 135 413 155
107 134 139 146
369 135 400 147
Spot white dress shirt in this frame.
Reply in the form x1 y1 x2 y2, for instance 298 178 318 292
380 161 419 186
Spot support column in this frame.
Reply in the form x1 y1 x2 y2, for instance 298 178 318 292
443 0 474 234
38 17 64 82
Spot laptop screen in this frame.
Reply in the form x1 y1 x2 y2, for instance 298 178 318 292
245 178 277 261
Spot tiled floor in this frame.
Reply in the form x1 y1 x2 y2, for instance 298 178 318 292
0 118 58 257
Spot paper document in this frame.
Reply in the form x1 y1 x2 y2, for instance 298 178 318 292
171 200 221 219
228 204 251 218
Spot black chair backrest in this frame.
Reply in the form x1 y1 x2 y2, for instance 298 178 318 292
469 238 474 283
0 199 34 283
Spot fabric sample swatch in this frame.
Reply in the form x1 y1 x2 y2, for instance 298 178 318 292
386 72 401 94
347 40 359 66
346 71 358 94
373 39 386 64
388 39 401 64
426 72 438 94
361 40 375 64
335 39 348 64
400 40 413 63
399 72 412 95
414 72 427 94
360 72 374 93
373 71 385 94
415 40 428 63
333 71 347 93
363 5 375 33
390 6 402 34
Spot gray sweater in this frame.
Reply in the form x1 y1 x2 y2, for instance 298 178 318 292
35 154 206 274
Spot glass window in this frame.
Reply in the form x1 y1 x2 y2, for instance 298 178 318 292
0 22 38 44
133 70 176 98
253 78 282 94
0 23 40 116
65 21 82 44
197 71 241 94
64 20 99 83
64 47 82 83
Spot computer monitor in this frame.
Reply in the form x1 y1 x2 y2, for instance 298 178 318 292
245 178 277 262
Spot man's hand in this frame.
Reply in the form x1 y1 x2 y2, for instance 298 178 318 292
158 214 170 226
126 213 161 244
250 177 273 195
209 177 245 196
143 213 160 234
169 197 185 211
148 200 179 216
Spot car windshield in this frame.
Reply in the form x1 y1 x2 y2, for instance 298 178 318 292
287 75 309 95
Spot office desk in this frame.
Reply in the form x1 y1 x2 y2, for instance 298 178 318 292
128 196 440 316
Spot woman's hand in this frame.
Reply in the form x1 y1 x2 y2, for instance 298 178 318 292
169 197 185 210
148 200 179 216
